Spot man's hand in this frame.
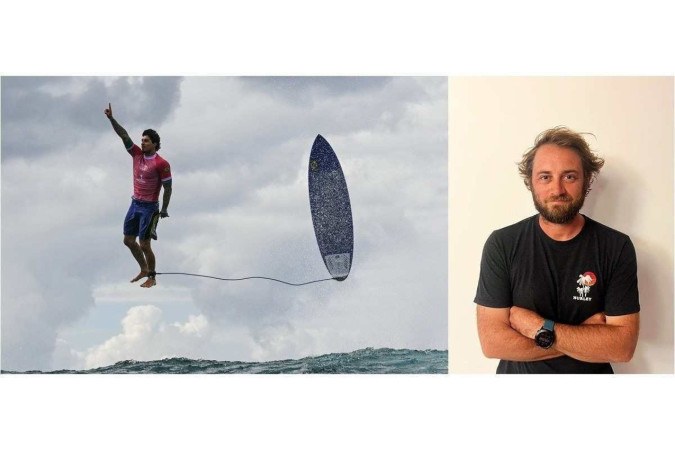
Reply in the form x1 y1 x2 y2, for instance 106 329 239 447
582 312 606 325
160 210 169 218
104 102 113 119
509 306 544 339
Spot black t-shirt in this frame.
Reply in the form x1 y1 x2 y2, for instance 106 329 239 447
474 215 640 374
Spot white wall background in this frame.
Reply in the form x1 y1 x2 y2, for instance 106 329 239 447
449 77 674 374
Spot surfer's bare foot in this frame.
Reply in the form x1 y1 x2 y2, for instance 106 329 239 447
131 271 148 283
141 277 156 288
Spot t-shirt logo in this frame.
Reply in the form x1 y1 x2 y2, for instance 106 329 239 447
573 271 597 302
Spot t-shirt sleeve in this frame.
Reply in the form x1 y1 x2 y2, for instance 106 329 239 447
474 231 513 308
127 143 141 157
604 237 640 316
157 159 172 182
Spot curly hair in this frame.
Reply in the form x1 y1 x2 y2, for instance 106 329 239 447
518 126 604 195
143 129 161 151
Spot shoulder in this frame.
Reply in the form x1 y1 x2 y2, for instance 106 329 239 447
488 215 537 245
480 215 537 262
128 143 141 156
154 153 171 168
583 216 633 245
154 154 172 180
583 216 637 265
154 152 169 162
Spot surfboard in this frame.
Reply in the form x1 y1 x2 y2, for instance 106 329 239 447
308 134 354 281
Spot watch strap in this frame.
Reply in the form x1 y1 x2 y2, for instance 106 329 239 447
542 319 555 332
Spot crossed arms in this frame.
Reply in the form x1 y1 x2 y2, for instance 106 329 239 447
477 305 639 363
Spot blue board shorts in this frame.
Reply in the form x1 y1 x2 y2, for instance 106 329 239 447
124 198 160 240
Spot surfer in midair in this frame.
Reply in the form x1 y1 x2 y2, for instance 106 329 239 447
105 103 172 288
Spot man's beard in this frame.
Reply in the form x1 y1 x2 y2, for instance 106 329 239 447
533 192 585 224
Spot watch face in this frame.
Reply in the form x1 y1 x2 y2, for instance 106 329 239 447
535 329 555 348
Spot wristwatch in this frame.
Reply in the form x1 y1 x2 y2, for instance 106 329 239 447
534 319 556 349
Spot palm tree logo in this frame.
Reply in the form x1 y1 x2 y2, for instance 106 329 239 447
576 271 597 298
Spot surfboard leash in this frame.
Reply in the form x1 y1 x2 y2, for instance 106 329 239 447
155 272 336 286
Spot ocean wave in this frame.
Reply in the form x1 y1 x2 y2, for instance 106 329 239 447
3 347 448 374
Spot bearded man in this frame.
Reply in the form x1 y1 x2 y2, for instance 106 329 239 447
474 126 640 373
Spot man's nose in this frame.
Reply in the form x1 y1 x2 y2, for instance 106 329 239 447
551 177 567 196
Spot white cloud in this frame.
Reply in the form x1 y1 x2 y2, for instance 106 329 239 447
74 303 361 369
175 314 209 337
82 305 212 369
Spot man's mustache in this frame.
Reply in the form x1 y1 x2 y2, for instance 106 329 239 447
547 194 573 202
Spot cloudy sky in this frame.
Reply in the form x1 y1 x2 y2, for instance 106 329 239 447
1 76 447 371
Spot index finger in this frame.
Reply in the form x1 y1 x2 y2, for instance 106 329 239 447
108 102 111 110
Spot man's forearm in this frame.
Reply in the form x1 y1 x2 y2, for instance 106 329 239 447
554 320 638 363
109 117 133 149
161 186 172 213
478 316 563 362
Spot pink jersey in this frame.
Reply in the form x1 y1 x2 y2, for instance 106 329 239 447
128 144 172 202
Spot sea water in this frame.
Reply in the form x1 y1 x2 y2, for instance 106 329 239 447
3 348 447 374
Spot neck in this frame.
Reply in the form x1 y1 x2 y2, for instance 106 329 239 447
538 213 585 241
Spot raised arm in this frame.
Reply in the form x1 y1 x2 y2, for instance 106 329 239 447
104 103 133 149
477 305 563 361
